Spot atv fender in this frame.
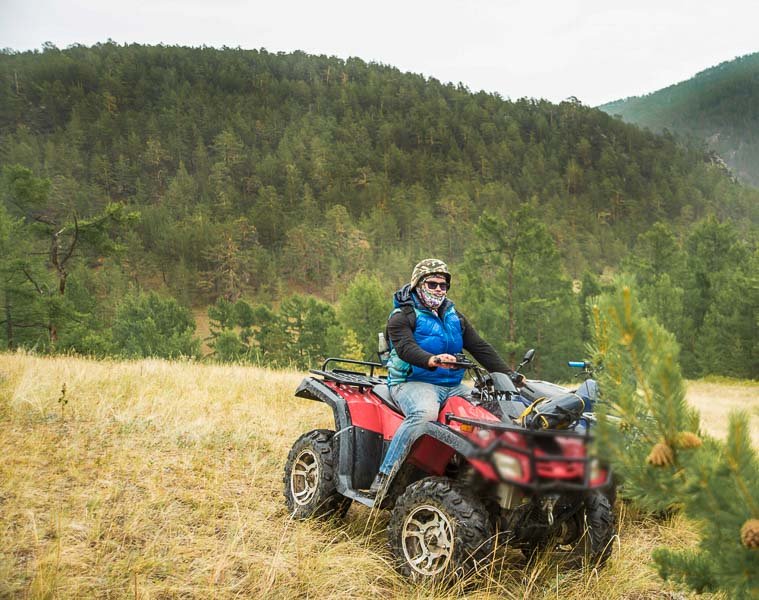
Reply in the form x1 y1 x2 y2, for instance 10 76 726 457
384 421 482 483
295 377 355 496
295 378 483 502
295 377 352 431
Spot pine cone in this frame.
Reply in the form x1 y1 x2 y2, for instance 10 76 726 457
647 442 675 467
675 432 702 449
741 519 759 549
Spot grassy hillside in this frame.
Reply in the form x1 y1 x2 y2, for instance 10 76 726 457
600 52 759 187
4 352 754 598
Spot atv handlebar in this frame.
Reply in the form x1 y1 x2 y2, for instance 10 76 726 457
434 357 477 370
568 361 589 369
568 360 600 380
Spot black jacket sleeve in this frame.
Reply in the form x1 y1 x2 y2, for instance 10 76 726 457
458 312 512 374
386 310 434 369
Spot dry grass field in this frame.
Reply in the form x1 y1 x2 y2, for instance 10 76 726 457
685 379 759 445
2 352 752 599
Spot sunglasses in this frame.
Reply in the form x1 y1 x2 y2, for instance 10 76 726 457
424 280 449 291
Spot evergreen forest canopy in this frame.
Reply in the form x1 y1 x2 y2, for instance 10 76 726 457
600 51 759 188
1 42 757 379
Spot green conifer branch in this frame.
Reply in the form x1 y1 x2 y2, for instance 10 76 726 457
590 281 758 598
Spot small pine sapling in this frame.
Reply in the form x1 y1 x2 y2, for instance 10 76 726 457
590 282 703 513
590 282 758 598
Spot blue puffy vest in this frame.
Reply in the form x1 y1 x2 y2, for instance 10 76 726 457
386 300 464 387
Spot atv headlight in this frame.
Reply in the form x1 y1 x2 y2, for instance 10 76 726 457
493 452 522 480
589 458 603 483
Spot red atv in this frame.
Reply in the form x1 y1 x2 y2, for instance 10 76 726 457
283 356 615 580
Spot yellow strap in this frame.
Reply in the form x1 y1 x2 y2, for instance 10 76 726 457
520 399 570 430
518 397 547 423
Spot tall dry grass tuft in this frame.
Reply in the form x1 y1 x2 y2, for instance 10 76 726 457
0 351 725 598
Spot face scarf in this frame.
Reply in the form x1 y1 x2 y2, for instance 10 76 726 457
416 278 447 310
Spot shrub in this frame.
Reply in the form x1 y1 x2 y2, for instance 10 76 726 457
111 291 200 359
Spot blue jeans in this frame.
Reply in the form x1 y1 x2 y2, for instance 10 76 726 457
378 381 470 476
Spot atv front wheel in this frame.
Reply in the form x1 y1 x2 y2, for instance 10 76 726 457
388 477 494 581
283 429 351 519
575 490 616 564
525 491 615 566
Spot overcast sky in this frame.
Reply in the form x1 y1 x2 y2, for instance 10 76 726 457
2 0 757 107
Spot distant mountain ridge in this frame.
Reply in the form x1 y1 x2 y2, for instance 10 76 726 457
600 52 759 187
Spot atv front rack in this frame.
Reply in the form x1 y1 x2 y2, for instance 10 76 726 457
446 414 611 492
309 357 387 391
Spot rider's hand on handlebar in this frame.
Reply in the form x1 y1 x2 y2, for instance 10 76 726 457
429 354 458 369
510 372 526 386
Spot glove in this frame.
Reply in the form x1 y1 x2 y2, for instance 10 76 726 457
510 372 525 386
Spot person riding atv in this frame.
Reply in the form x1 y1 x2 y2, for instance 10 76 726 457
284 271 616 579
369 258 524 496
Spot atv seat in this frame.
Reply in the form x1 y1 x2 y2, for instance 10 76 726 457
372 384 403 414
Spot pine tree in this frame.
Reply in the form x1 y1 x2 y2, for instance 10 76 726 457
337 273 387 360
592 281 702 511
591 282 759 598
2 164 138 344
339 328 365 361
653 411 759 597
111 291 200 359
0 204 50 349
460 203 583 378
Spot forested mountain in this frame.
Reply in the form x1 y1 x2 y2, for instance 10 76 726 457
600 52 759 187
1 43 757 378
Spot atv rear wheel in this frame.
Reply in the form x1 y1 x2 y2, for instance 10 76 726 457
388 477 494 581
283 429 351 519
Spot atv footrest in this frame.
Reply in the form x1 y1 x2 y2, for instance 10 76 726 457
348 489 378 508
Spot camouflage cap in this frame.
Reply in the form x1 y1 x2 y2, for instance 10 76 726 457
410 258 451 289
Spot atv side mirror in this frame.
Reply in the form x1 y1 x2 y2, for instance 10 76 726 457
522 349 535 364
